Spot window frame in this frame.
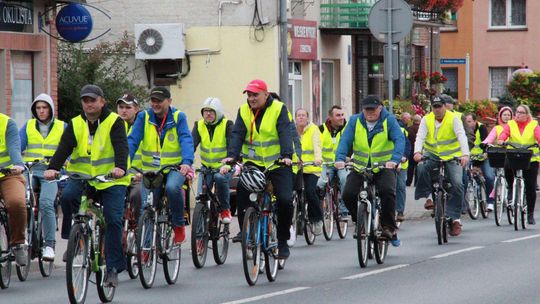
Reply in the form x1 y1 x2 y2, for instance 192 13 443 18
489 66 518 100
489 0 527 29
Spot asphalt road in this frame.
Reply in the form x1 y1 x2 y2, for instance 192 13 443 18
2 212 540 304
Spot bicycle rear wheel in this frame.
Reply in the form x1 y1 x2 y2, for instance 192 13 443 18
126 228 139 279
136 209 157 289
494 178 504 226
467 181 479 220
66 223 89 304
0 217 12 289
356 202 369 268
242 207 261 286
288 192 298 247
335 188 348 239
191 203 209 268
322 193 334 241
264 214 279 282
162 222 181 285
434 192 446 245
16 206 34 282
96 224 115 303
303 200 316 245
212 221 229 265
478 180 488 219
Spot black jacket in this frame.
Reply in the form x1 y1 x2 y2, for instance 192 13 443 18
192 117 234 154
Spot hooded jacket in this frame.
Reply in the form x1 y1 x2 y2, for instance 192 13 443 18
192 97 233 153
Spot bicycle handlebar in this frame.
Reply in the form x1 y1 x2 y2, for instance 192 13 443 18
345 162 387 173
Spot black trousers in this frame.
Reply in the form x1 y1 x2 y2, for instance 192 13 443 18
342 169 398 232
505 161 539 215
406 153 417 186
293 173 323 222
236 166 294 241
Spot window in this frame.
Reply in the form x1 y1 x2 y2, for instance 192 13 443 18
288 61 303 112
10 52 34 127
490 0 526 28
321 61 334 121
442 68 458 99
489 67 517 99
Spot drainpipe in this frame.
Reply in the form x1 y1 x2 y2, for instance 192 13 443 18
218 0 242 27
279 0 288 102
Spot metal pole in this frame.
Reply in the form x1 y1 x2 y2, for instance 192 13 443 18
279 0 289 105
387 0 394 113
465 53 470 101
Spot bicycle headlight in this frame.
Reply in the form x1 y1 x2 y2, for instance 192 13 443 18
249 193 258 202
433 182 440 189
359 190 368 199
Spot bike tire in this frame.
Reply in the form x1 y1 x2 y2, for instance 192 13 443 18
212 221 229 265
494 178 503 227
514 182 521 231
322 192 334 241
126 229 139 279
16 205 34 282
478 180 489 219
277 259 286 270
434 192 446 245
264 213 279 282
242 207 261 286
288 192 298 247
356 203 369 268
335 188 348 239
65 223 89 304
373 210 388 264
0 216 12 289
520 186 527 230
302 197 316 245
467 181 479 220
162 222 181 285
191 203 209 268
96 224 115 303
136 209 157 289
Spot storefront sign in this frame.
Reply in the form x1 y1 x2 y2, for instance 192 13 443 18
0 2 33 32
287 19 317 60
56 3 93 42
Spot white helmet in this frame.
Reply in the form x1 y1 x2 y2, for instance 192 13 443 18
239 166 266 192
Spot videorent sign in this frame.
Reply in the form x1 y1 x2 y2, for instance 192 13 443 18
0 2 33 32
287 19 318 60
56 3 93 42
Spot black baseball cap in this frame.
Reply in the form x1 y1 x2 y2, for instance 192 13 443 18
361 95 382 109
116 93 139 105
80 84 104 99
150 87 171 101
431 96 444 106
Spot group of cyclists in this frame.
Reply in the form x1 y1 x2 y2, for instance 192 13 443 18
0 78 538 297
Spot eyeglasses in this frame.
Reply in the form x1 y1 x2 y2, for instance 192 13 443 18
432 104 443 109
150 98 165 103
516 111 527 114
81 97 98 103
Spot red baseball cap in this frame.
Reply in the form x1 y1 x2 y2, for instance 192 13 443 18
243 79 268 94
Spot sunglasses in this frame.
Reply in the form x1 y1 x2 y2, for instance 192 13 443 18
432 104 443 108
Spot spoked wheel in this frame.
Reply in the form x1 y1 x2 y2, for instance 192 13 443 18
277 259 286 270
65 223 90 304
136 209 157 289
242 207 261 286
519 186 527 230
478 180 489 219
0 219 12 289
126 229 139 279
95 225 115 303
162 222 181 285
513 183 522 231
322 193 334 241
303 201 316 245
288 192 298 247
373 212 388 264
434 192 447 245
37 219 53 278
191 203 209 268
467 181 480 220
212 221 229 265
356 203 370 268
494 179 504 227
335 189 348 239
507 201 515 226
264 213 279 282
16 207 34 282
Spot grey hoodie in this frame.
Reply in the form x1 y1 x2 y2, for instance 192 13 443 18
200 97 224 125
31 93 55 121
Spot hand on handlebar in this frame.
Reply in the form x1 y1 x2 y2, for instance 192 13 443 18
44 169 59 180
385 161 398 170
413 152 423 163
11 165 24 175
111 167 125 179
281 158 292 166
334 161 345 170
460 155 469 168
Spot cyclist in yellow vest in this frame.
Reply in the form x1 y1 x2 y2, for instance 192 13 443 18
497 104 540 225
442 94 462 120
223 79 295 259
413 96 470 237
116 93 142 221
0 113 27 267
294 108 323 235
128 86 194 245
463 113 495 211
316 105 350 220
45 84 130 287
482 106 513 145
192 97 234 224
395 126 411 222
336 95 405 246
19 93 65 261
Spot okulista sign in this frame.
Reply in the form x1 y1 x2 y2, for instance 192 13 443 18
56 3 93 42
0 3 33 32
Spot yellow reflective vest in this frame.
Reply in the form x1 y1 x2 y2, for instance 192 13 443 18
507 120 540 162
298 123 322 175
140 111 182 171
197 118 228 169
352 118 394 167
321 123 343 163
23 118 64 162
0 113 13 178
400 127 409 170
471 123 485 159
423 111 462 160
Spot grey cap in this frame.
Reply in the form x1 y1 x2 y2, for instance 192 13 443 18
440 94 455 104
361 95 382 109
80 84 104 99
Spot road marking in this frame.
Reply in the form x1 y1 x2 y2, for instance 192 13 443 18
340 264 409 280
430 246 484 259
221 287 311 304
502 233 540 243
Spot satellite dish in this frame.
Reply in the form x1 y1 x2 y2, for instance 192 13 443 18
137 28 163 55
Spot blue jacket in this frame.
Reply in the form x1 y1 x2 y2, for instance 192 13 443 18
336 107 405 165
128 107 194 166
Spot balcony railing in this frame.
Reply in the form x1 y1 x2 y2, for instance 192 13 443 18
320 0 377 29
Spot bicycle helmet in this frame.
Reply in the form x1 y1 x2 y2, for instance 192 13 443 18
239 166 266 192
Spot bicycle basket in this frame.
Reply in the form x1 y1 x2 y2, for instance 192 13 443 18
505 149 532 170
487 147 506 168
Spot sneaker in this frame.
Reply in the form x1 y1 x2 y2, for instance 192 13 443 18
232 232 242 243
103 268 118 288
42 246 55 262
487 203 494 212
390 233 401 247
220 209 232 224
12 244 28 266
287 226 296 247
277 241 290 260
313 221 323 236
449 220 462 236
424 198 434 210
396 212 405 222
528 214 536 225
62 250 68 262
173 226 186 244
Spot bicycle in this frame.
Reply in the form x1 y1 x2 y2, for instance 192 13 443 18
62 173 117 304
465 154 489 220
486 145 511 226
191 166 231 268
321 162 348 240
0 168 14 289
123 179 140 280
290 162 318 246
133 165 189 289
241 161 286 286
347 163 390 268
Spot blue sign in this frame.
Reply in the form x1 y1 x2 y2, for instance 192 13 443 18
56 3 93 42
440 58 466 65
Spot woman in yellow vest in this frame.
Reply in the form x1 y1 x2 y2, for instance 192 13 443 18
498 105 540 225
294 109 324 235
20 93 65 261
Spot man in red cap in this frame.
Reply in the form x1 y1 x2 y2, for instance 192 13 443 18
224 79 294 259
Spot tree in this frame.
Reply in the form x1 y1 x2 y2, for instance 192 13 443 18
57 32 148 121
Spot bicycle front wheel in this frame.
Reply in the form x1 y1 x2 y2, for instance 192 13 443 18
16 206 34 282
519 184 527 230
434 192 446 245
65 223 89 304
303 203 316 245
162 222 181 285
38 219 53 277
212 220 229 265
136 209 157 289
242 207 261 286
513 182 522 231
264 214 279 282
373 211 388 264
467 181 479 220
0 217 12 289
322 192 334 241
356 202 369 268
494 178 504 226
126 228 139 279
478 180 488 219
191 203 209 268
96 225 115 303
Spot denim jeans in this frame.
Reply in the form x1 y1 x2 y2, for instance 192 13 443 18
196 168 232 210
480 161 495 204
395 169 407 213
29 168 58 248
141 169 186 227
60 180 127 272
415 154 464 220
317 165 350 214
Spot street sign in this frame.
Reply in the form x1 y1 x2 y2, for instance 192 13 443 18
368 0 413 44
441 58 466 65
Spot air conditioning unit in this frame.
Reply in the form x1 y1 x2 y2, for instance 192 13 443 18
134 23 185 60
